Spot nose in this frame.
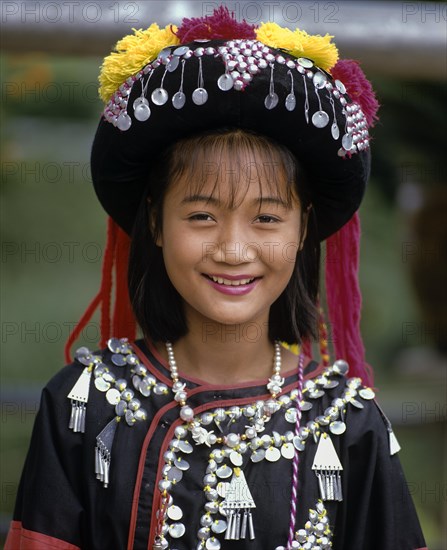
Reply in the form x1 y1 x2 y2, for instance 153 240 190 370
210 221 259 264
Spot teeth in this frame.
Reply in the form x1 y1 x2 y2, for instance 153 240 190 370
210 276 255 286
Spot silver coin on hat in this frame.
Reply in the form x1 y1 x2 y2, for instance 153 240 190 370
312 111 330 128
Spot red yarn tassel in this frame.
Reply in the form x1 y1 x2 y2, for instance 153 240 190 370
113 226 137 341
64 218 137 363
325 213 374 386
64 292 102 364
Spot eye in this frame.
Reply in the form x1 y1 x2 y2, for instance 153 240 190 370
188 213 214 222
256 215 280 224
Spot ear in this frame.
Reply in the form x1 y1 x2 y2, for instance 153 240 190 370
148 198 163 247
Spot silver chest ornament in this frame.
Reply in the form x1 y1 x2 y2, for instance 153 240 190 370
312 433 343 502
220 468 256 540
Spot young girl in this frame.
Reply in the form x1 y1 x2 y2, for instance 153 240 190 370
6 7 427 550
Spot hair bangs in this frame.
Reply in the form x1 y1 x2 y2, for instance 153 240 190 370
163 129 299 212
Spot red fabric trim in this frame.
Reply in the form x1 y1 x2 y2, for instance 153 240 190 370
5 521 81 550
133 344 174 387
126 398 178 550
148 416 188 548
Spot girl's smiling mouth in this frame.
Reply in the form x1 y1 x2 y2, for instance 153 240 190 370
202 273 261 285
201 273 262 294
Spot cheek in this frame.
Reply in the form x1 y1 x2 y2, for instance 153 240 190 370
262 223 301 268
161 224 203 278
278 245 299 269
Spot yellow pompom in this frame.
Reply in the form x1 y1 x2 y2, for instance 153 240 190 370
98 23 179 103
256 22 338 71
292 28 338 70
255 22 297 52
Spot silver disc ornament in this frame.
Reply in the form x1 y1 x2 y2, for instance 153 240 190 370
329 420 346 435
167 55 180 72
158 47 173 63
115 400 126 416
217 73 234 91
359 388 375 400
313 71 328 89
166 466 183 482
178 440 193 454
192 87 208 105
333 360 349 375
281 443 295 459
265 446 281 462
251 449 265 463
172 92 186 109
216 464 233 479
133 96 146 108
211 519 227 534
106 388 121 405
151 87 169 106
331 123 340 140
293 436 305 451
173 45 190 56
312 110 330 128
264 92 279 110
206 537 221 550
285 408 298 423
174 457 190 471
116 112 132 131
95 377 110 392
335 79 346 94
167 505 183 521
285 93 296 111
298 57 313 68
230 451 243 466
342 133 353 150
134 101 151 122
169 522 186 538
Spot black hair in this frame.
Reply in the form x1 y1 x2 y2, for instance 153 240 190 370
128 128 320 345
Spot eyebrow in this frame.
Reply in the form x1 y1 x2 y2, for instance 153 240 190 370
180 194 289 207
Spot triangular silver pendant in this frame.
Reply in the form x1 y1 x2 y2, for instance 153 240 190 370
67 367 92 433
312 433 343 501
222 468 256 540
389 430 401 455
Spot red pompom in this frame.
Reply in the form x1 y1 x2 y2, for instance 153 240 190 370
331 59 380 127
175 5 256 42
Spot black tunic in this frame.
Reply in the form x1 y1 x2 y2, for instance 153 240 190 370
5 338 427 550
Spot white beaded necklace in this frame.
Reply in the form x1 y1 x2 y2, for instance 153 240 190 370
152 340 284 549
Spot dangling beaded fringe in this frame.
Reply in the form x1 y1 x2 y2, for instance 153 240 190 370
69 400 87 433
225 508 255 540
315 469 343 501
95 417 119 488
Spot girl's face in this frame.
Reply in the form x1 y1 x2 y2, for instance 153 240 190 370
155 145 304 333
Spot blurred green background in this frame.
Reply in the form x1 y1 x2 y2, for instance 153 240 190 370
1 1 446 548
